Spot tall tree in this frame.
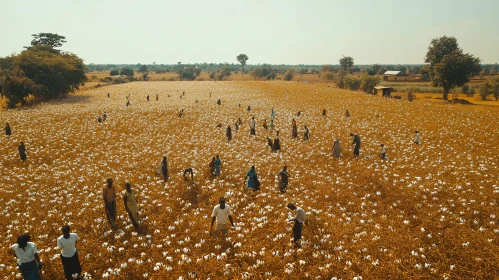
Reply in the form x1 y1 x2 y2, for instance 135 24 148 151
339 56 354 72
424 36 481 100
236 54 249 80
27 33 67 51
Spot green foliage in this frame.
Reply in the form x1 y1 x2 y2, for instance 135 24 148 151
339 56 354 72
407 89 415 102
322 65 334 73
220 66 231 78
209 71 216 80
179 67 196 81
1 70 36 108
194 68 201 77
110 69 119 76
120 68 135 77
360 75 380 93
283 69 294 81
461 84 469 95
424 36 481 100
28 33 66 50
367 64 381 76
15 45 87 99
142 73 149 81
344 77 361 90
138 65 148 73
0 54 16 70
322 71 335 81
266 73 276 80
480 77 499 101
479 81 490 100
236 54 249 80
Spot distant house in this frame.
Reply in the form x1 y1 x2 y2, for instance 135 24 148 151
374 86 392 97
383 71 421 82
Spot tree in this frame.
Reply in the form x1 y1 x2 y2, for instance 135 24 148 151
339 56 354 73
322 65 334 73
27 33 67 51
120 68 135 77
479 81 491 101
424 36 481 100
360 75 380 93
322 71 335 81
110 69 119 76
236 54 249 80
194 67 201 77
283 69 294 81
138 65 148 73
209 71 216 80
15 45 87 100
251 68 263 80
220 66 231 78
367 64 381 76
1 70 36 108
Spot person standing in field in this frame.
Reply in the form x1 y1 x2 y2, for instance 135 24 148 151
107 92 110 98
414 130 421 145
156 94 158 101
103 178 117 229
215 155 222 177
147 95 150 101
279 166 290 193
247 105 251 112
103 111 107 122
210 197 234 240
350 133 361 157
271 108 275 119
291 118 298 139
345 110 350 117
244 165 259 191
183 167 194 182
269 119 275 131
303 125 310 141
123 182 139 227
226 125 232 141
287 203 306 248
322 109 327 117
332 138 341 158
209 157 216 177
5 122 12 136
267 137 273 149
380 144 387 160
98 115 102 123
10 234 43 280
18 141 27 162
263 119 268 130
249 116 256 136
217 99 221 105
161 156 169 182
57 225 82 280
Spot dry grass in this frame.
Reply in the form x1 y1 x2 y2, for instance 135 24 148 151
1 81 499 279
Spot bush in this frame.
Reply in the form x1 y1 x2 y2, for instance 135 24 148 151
344 77 361 90
283 69 294 81
461 84 469 95
407 89 415 102
110 69 119 76
266 73 276 80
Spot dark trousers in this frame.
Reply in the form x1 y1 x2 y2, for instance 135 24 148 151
61 251 82 280
292 220 303 242
354 144 360 156
250 128 256 135
19 260 41 280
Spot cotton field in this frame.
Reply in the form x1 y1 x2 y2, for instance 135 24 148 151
1 81 498 279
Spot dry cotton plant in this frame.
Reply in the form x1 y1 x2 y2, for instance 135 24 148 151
0 81 498 279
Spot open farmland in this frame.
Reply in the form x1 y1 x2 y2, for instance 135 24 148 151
1 81 499 279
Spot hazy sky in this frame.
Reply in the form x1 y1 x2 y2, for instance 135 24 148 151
2 0 498 65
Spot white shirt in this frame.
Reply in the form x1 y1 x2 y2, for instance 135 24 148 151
10 242 37 265
212 204 232 225
381 146 387 154
415 133 421 144
295 207 306 224
249 119 255 129
57 233 79 258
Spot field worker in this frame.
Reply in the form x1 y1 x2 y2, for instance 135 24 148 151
5 122 12 136
235 122 239 131
267 137 273 149
57 225 82 280
244 165 260 191
271 108 275 119
217 98 221 105
226 125 232 141
269 119 275 131
345 110 350 117
380 144 387 160
18 141 27 162
98 115 102 123
209 157 216 177
107 92 110 98
103 111 107 122
414 130 421 145
215 155 222 176
147 95 150 101
297 111 301 117
10 234 43 279
123 182 139 227
291 118 298 139
273 136 281 151
279 166 290 193
210 197 234 239
156 94 158 101
247 105 251 112
322 109 326 117
103 178 117 228
263 119 268 130
303 125 310 141
161 156 169 182
183 167 194 182
250 116 256 136
237 118 243 126
287 203 306 248
350 133 361 157
332 139 341 158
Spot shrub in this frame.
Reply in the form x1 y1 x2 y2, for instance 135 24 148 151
110 69 119 76
283 69 294 81
407 89 415 102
